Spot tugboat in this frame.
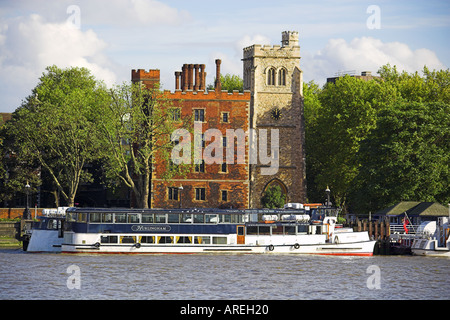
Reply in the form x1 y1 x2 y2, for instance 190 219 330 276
411 217 450 257
61 204 376 256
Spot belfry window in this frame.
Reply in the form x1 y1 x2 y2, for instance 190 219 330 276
278 68 286 86
267 68 276 86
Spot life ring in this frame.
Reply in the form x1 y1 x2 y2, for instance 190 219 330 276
94 242 100 248
135 243 141 249
293 243 300 249
267 244 274 251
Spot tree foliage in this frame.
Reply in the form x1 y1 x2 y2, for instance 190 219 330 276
304 65 450 213
2 66 110 206
261 185 286 209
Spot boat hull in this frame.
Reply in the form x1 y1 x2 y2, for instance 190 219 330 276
27 229 63 253
61 240 376 256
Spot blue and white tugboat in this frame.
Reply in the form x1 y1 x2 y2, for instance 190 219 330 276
61 204 376 256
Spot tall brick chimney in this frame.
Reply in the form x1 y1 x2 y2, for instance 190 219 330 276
215 59 222 91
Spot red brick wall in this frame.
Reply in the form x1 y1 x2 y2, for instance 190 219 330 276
152 89 250 209
0 208 44 219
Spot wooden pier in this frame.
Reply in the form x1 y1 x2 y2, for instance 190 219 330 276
346 218 392 255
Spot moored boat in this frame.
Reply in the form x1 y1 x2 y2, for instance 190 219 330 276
61 205 376 256
411 217 450 257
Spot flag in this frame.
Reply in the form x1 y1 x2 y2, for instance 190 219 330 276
403 217 409 234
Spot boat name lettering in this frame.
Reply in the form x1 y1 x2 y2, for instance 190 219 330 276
131 225 171 232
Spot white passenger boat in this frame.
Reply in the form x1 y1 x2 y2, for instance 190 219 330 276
411 217 450 257
25 207 68 253
61 205 376 256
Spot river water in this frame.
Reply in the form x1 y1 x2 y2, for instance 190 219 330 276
0 249 448 300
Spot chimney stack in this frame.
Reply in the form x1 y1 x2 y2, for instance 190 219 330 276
199 64 205 91
215 59 222 91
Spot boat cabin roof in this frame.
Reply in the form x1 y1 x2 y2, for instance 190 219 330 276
66 207 310 216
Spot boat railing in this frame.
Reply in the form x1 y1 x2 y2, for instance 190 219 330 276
389 224 421 235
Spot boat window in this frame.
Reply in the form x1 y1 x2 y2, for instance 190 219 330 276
90 213 102 223
195 236 211 244
158 236 173 244
213 236 227 244
140 236 155 244
297 225 308 234
120 236 136 244
315 226 322 235
128 213 139 223
205 214 218 224
77 213 87 223
285 226 296 235
177 236 192 244
193 214 204 223
103 213 113 223
168 214 180 223
182 214 192 223
47 219 58 230
142 214 154 223
259 226 271 235
220 214 231 223
155 214 166 223
246 226 258 235
272 225 283 235
115 213 127 223
231 214 243 223
66 212 76 222
101 235 118 243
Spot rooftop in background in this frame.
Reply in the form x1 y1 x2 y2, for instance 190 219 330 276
0 113 12 125
326 71 381 84
375 201 449 217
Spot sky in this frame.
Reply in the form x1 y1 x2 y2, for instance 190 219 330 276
0 0 449 113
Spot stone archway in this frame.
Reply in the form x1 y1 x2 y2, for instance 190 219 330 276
261 179 288 208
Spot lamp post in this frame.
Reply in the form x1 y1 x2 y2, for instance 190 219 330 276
325 186 331 208
178 186 184 208
23 182 31 220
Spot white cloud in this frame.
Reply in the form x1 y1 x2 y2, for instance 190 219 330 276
0 13 119 111
78 0 192 26
302 37 447 83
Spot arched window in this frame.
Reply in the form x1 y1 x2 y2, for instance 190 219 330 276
267 68 276 85
278 68 286 86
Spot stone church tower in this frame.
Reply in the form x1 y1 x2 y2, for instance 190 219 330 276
243 31 307 207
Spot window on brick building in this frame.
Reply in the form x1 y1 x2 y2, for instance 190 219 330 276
221 190 228 202
195 188 206 201
168 187 179 200
170 108 181 121
194 109 205 122
221 112 229 123
195 160 205 173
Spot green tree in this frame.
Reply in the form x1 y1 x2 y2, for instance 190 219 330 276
3 65 110 207
307 75 392 210
352 101 450 213
207 74 244 92
261 185 286 209
100 82 191 208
